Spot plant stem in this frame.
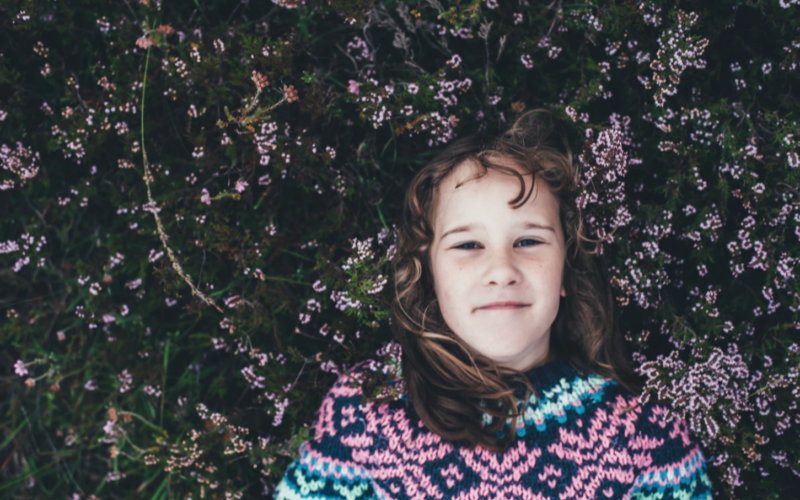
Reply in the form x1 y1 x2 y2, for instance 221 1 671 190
140 45 224 314
117 411 168 436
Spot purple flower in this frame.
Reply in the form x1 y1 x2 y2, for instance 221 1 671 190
521 54 533 69
14 359 28 377
348 80 360 94
103 419 115 435
117 369 132 393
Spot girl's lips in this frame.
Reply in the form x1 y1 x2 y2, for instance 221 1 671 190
478 304 529 310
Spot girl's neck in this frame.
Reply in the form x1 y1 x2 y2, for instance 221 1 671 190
519 349 557 373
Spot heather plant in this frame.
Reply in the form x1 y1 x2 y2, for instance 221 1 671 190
1 0 799 499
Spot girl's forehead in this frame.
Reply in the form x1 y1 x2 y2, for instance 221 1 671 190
432 161 557 230
447 158 534 186
436 160 544 205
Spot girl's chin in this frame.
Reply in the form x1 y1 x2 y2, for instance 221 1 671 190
469 343 540 359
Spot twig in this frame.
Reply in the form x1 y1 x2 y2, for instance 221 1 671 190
483 22 491 104
293 330 327 341
543 0 563 40
117 411 168 436
335 43 360 73
290 358 308 392
70 72 90 113
197 248 206 288
139 46 224 314
121 432 146 454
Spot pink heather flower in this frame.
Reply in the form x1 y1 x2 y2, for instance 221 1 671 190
320 360 339 374
220 317 235 333
24 378 35 387
125 278 142 290
312 279 327 292
788 151 799 169
446 54 462 68
348 80 360 94
117 369 132 393
103 420 115 435
272 397 289 427
521 54 533 69
102 313 116 323
200 188 211 205
224 295 242 308
14 359 28 377
84 379 97 391
148 249 164 263
135 36 154 49
234 179 248 193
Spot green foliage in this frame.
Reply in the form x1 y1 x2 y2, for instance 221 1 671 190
1 0 799 498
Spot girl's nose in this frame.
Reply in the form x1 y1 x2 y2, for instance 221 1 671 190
484 253 523 285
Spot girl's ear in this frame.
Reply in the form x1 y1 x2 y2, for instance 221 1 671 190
561 286 566 297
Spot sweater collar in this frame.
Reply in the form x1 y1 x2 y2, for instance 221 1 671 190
524 355 578 390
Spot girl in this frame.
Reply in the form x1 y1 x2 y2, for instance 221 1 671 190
274 109 712 500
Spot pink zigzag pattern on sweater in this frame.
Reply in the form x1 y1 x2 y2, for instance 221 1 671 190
451 483 553 500
275 358 712 500
459 439 542 484
628 445 706 490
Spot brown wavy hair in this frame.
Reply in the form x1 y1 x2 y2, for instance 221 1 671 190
386 109 644 453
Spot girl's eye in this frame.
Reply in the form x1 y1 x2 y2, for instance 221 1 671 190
454 239 541 250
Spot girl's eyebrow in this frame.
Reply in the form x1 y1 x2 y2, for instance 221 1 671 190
441 222 555 240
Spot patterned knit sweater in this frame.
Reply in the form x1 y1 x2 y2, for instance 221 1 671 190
273 356 713 500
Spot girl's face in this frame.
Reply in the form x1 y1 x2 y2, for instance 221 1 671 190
428 158 567 372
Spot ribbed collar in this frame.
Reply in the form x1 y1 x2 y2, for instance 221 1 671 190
523 355 580 391
395 355 587 414
508 355 581 400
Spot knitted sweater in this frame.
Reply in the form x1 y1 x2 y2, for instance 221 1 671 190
273 356 713 500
